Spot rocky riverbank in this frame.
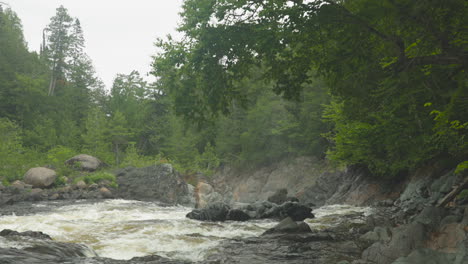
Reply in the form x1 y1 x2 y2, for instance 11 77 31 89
1 158 467 263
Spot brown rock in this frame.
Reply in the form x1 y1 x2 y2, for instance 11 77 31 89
76 180 87 189
24 167 57 188
65 154 102 171
99 187 113 198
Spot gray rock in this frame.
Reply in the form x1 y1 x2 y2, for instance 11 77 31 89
391 248 456 264
115 164 191 205
362 222 427 264
226 209 250 221
186 202 230 221
65 154 102 171
263 217 311 235
24 168 57 188
267 188 288 205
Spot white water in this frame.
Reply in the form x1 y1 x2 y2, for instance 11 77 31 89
0 200 373 261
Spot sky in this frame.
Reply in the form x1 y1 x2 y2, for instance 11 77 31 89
7 0 184 89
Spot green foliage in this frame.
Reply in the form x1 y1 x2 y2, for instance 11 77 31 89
120 143 157 168
74 171 117 188
455 161 468 175
0 118 25 182
152 0 467 177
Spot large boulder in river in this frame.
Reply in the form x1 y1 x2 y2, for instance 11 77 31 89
186 202 230 221
65 154 102 171
24 167 57 188
115 164 192 205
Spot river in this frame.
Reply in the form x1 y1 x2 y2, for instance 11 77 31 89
0 199 373 262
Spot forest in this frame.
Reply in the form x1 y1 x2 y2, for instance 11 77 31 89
0 0 467 186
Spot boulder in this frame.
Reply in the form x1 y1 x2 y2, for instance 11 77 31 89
65 154 102 171
76 180 87 189
99 187 113 198
24 167 57 188
262 217 312 235
115 164 191 205
186 202 230 221
226 209 251 221
263 202 315 221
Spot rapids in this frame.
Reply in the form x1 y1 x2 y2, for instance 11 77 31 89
0 200 373 262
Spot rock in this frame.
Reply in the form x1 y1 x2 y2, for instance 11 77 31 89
362 222 427 264
89 183 99 190
24 167 57 188
267 188 288 205
186 202 230 221
76 180 87 189
226 209 251 221
0 229 52 240
99 187 113 198
115 164 191 205
391 248 457 264
49 193 59 200
196 182 223 209
28 188 45 201
263 217 311 235
263 202 314 221
65 154 102 171
11 180 26 189
413 206 446 229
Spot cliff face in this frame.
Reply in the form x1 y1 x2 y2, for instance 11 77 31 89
209 156 463 208
210 156 405 206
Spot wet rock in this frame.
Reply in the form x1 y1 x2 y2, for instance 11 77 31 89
263 202 314 221
0 229 52 240
24 167 57 188
263 217 312 235
65 154 102 171
226 209 250 221
186 202 230 221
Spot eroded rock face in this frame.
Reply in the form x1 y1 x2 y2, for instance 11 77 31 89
195 182 223 209
24 167 57 188
65 154 102 171
115 164 193 205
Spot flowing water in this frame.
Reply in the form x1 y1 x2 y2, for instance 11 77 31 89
0 200 373 262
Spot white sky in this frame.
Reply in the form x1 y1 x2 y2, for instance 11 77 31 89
7 0 184 89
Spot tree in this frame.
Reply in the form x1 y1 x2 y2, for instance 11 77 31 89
153 0 467 176
43 5 74 96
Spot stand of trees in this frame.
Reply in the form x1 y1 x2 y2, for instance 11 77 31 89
1 1 466 183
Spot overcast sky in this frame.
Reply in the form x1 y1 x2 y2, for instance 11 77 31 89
8 0 184 89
